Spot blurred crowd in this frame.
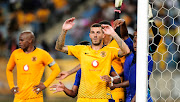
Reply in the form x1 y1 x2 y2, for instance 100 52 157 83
0 0 85 57
0 0 179 69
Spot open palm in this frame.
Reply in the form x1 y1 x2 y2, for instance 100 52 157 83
101 24 116 36
50 81 65 93
62 17 75 31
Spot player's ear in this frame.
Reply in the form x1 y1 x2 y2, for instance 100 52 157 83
102 34 105 39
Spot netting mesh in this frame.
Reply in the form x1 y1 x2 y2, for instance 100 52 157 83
149 0 180 101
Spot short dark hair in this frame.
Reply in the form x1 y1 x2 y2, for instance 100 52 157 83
99 20 112 26
77 41 90 45
91 23 102 28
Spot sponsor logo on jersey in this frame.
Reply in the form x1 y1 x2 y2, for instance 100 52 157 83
91 60 99 68
23 64 29 71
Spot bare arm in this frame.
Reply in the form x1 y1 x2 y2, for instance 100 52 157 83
55 17 75 54
64 85 78 98
68 64 81 75
102 24 130 57
56 64 81 80
55 30 68 54
50 81 78 98
113 19 129 40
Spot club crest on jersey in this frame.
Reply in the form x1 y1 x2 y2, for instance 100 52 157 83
91 60 99 68
23 65 29 71
32 56 37 61
100 51 106 57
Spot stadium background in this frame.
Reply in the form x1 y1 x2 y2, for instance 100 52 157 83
0 0 179 102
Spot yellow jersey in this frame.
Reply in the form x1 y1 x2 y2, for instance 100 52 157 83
6 48 58 100
68 45 119 99
107 40 125 102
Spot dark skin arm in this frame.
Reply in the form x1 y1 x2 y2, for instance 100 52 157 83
100 71 121 84
110 80 129 90
50 81 78 98
113 19 129 40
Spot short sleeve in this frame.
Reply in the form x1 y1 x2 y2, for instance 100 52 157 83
73 69 81 87
42 50 54 65
68 45 85 59
109 47 119 60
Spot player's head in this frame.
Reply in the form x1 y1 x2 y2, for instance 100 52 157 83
99 20 112 26
19 30 35 50
89 23 104 46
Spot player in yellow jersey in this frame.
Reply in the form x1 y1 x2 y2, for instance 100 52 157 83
55 17 130 102
56 19 132 102
6 31 60 102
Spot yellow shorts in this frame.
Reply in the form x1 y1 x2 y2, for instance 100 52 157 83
77 98 109 102
111 91 125 102
14 97 43 102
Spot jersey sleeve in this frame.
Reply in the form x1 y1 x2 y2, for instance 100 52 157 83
68 45 84 59
42 50 60 87
109 47 120 60
124 37 134 52
42 51 54 65
6 51 16 89
73 69 81 87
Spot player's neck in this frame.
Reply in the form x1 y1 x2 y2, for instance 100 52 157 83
103 36 112 45
24 45 35 54
91 42 103 51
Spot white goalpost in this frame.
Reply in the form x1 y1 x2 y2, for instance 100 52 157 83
136 0 149 102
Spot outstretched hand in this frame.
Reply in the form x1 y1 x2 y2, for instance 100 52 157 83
50 81 65 93
101 24 116 36
62 17 75 31
113 19 125 29
100 75 111 82
56 71 69 80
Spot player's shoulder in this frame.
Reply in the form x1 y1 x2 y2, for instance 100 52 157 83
104 46 120 51
126 52 134 60
35 47 50 54
12 48 23 54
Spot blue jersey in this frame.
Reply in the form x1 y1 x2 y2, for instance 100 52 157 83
128 53 153 101
124 37 134 52
124 53 134 96
74 66 116 86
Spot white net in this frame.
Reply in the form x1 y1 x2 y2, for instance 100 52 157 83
149 0 180 101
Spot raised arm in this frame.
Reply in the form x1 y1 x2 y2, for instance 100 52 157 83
113 19 129 40
102 24 130 57
55 17 75 54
